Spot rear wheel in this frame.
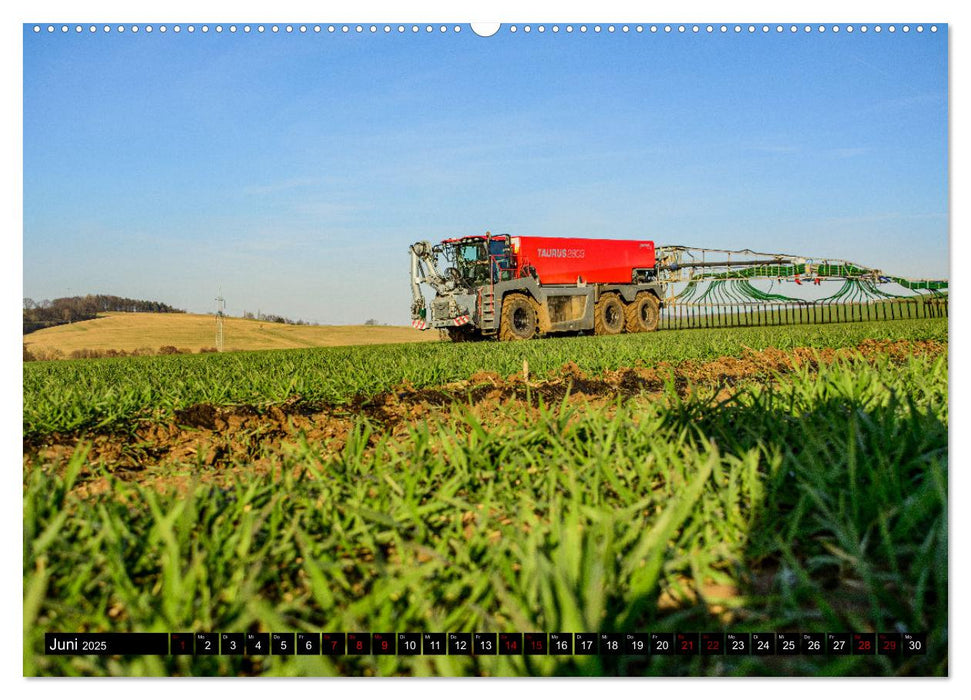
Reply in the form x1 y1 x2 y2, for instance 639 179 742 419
499 293 539 341
594 292 625 335
625 292 660 333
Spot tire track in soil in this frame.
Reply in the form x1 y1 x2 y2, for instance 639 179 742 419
24 339 945 497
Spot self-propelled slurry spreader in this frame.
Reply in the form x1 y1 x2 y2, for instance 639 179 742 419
410 233 663 341
409 232 948 341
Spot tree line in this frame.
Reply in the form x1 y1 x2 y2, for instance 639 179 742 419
241 311 314 326
24 294 184 334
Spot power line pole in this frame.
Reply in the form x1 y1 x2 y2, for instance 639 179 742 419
215 292 225 352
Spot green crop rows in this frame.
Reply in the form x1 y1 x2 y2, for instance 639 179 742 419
24 318 947 439
23 319 948 676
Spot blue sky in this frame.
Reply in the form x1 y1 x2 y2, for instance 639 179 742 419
23 23 948 324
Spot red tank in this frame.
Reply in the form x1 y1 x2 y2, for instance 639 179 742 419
511 236 655 284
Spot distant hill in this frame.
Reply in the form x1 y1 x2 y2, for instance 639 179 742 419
23 312 438 358
24 294 184 334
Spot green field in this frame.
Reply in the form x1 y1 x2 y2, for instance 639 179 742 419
23 319 948 676
24 318 947 439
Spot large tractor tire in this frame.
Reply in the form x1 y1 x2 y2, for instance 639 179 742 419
594 292 625 335
499 293 539 341
625 292 660 333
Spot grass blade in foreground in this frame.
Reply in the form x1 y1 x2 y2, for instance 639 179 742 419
24 346 947 676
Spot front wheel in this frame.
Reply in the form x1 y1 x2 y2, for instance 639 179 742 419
499 293 539 341
625 292 660 333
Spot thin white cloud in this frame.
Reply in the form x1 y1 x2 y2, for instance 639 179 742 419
292 200 364 220
854 92 946 116
243 177 321 196
817 211 946 225
749 144 800 154
825 147 868 158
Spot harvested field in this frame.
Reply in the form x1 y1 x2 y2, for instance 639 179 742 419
23 311 435 357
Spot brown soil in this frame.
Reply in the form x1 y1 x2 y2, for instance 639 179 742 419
24 339 945 497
